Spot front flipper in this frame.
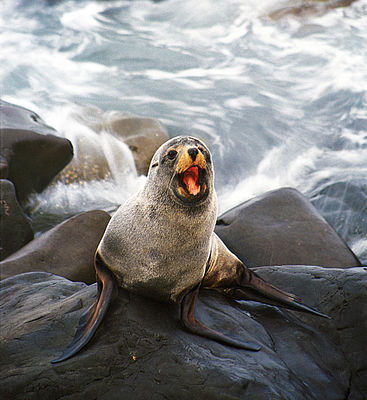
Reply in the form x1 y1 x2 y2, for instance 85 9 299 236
52 253 118 363
203 234 330 319
181 284 261 351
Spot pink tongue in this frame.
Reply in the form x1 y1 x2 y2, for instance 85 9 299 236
183 167 199 195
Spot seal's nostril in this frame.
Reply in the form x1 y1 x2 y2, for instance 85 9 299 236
188 147 198 161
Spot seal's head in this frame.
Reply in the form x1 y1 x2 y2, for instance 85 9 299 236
147 136 214 206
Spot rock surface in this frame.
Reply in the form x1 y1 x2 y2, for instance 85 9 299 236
310 181 367 264
57 111 169 183
113 117 170 176
0 210 110 284
0 100 57 135
215 187 361 268
90 111 170 175
0 101 73 204
268 0 357 20
1 266 366 400
0 179 34 260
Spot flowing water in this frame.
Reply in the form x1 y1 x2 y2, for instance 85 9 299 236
1 0 366 262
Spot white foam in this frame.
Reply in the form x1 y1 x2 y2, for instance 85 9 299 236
350 238 367 264
60 2 106 31
26 104 146 218
217 144 324 214
28 176 146 219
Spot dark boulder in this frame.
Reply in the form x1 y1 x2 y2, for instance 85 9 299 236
0 179 34 260
215 187 361 268
0 100 56 135
0 100 73 204
0 210 110 284
0 266 366 399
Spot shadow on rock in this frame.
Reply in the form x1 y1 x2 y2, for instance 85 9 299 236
1 266 366 399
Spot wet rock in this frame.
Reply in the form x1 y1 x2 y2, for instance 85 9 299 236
123 126 169 176
56 110 169 184
310 181 367 264
1 266 366 399
255 265 367 400
0 210 110 284
268 0 357 20
0 100 56 135
0 180 34 261
104 115 170 176
215 187 361 268
0 101 73 204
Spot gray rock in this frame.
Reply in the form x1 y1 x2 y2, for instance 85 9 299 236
215 187 361 268
310 181 367 264
0 101 73 204
0 179 34 260
0 100 57 135
0 210 110 284
1 266 366 399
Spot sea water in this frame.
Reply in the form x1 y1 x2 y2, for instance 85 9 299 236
1 0 366 262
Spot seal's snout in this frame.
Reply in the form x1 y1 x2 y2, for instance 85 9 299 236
176 146 207 174
172 144 210 203
188 147 198 161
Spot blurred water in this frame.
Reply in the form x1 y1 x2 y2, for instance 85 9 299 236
1 0 366 262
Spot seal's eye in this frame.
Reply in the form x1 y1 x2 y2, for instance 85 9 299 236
167 150 178 160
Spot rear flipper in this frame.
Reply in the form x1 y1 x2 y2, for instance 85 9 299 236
52 253 118 363
203 234 330 319
181 284 261 351
221 268 329 318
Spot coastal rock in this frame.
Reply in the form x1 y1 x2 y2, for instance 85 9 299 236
215 187 361 268
57 111 169 184
0 179 34 260
310 180 367 264
1 266 366 399
0 101 73 204
0 100 57 135
106 116 170 176
269 0 357 20
123 127 169 176
0 210 110 284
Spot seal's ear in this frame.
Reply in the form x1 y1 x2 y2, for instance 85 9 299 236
180 284 261 351
51 254 118 363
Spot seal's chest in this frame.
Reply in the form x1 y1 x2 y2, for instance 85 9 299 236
117 241 209 303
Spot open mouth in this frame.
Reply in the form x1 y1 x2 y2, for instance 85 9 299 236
175 165 207 201
183 166 200 196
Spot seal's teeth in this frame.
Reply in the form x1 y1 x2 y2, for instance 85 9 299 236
190 185 200 196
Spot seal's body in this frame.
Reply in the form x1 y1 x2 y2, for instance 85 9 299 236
99 185 216 303
53 136 329 363
99 136 217 303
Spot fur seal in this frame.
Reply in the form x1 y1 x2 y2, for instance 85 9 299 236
52 136 328 363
